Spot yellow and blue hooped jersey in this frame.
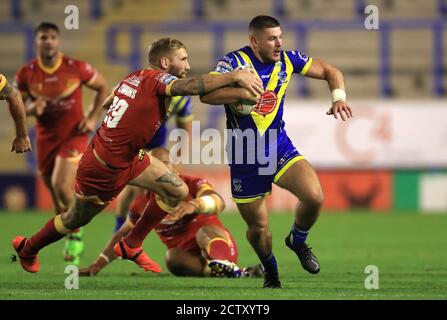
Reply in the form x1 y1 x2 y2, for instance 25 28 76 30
212 46 312 166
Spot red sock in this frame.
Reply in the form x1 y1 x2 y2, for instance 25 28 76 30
24 217 66 256
208 238 232 261
124 195 169 248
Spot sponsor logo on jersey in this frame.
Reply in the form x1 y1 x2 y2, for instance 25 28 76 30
157 73 178 85
297 51 309 62
117 83 137 99
215 60 233 74
254 90 277 115
278 70 288 84
125 75 142 87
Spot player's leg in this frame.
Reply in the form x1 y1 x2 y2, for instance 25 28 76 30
12 195 106 273
237 198 281 288
51 155 78 210
114 185 142 232
128 153 188 207
52 155 85 264
165 248 206 277
42 174 65 214
113 155 188 269
274 158 323 274
196 225 241 277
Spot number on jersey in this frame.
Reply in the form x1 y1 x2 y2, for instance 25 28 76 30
104 96 129 128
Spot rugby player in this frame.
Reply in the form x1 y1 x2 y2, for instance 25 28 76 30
200 15 352 288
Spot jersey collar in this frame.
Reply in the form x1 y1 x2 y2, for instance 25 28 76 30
37 52 63 74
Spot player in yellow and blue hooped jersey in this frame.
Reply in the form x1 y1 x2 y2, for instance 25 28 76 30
113 95 193 231
201 15 353 288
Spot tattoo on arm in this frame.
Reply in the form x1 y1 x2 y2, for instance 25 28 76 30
0 82 13 99
197 76 205 95
156 173 183 187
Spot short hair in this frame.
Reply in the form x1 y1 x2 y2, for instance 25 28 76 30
148 38 186 65
249 15 280 32
34 22 60 35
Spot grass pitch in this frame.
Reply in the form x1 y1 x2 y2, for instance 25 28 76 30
0 210 446 300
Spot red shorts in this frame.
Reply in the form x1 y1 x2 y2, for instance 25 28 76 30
37 133 88 176
75 142 150 205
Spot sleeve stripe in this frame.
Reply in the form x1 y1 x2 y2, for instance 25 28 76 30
176 114 194 123
0 74 7 92
86 71 98 85
300 57 313 76
165 79 177 96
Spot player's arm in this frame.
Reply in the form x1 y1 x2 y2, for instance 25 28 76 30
169 69 263 98
304 58 353 121
170 188 225 220
79 219 134 277
101 90 115 110
78 72 109 133
200 87 259 105
0 78 32 153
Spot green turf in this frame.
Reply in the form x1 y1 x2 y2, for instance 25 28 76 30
1 210 446 300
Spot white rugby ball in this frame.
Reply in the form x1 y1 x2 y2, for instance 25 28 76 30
228 99 256 116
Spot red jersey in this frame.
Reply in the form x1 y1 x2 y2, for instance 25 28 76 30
129 174 218 248
93 69 177 168
15 53 97 140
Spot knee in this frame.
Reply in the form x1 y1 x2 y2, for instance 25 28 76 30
302 188 324 208
247 221 269 237
165 249 185 276
52 178 72 196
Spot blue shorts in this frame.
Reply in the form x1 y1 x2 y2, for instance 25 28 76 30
230 135 304 203
145 125 167 150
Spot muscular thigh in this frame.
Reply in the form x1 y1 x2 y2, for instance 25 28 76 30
128 154 186 199
236 197 269 229
274 159 323 202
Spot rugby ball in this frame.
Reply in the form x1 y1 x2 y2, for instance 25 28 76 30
228 99 257 116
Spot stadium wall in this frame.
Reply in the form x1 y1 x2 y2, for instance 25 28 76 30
1 98 446 213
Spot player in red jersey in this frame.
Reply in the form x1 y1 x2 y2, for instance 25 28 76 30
12 37 263 273
14 22 108 264
0 74 32 153
79 147 262 278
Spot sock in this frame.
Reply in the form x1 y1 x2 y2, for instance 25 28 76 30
23 215 70 256
114 217 126 232
67 227 83 240
259 252 278 275
290 223 309 246
207 238 232 261
123 195 171 248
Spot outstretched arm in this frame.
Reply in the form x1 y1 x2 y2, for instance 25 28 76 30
200 87 259 105
0 79 31 153
79 220 133 276
170 189 226 220
170 69 263 98
304 58 353 121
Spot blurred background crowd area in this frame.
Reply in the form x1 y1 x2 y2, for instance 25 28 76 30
0 0 446 213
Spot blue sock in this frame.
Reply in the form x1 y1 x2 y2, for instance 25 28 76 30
114 216 126 232
259 252 278 275
290 223 309 245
